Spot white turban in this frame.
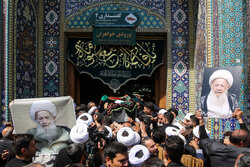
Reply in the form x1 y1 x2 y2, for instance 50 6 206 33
133 132 141 145
165 127 186 145
76 113 93 126
192 126 210 138
165 127 180 136
30 100 57 121
105 126 113 138
158 108 167 115
209 69 233 87
70 124 89 144
129 144 150 167
117 127 135 146
88 106 97 115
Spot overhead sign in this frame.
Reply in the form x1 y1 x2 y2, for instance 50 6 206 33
89 11 140 27
93 28 135 45
68 38 164 91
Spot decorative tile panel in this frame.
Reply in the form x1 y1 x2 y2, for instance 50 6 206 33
15 0 36 98
43 0 60 97
170 0 190 117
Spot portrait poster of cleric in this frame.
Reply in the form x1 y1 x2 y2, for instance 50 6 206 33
10 96 76 154
200 67 241 119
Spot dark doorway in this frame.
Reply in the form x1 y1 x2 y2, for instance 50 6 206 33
80 72 156 105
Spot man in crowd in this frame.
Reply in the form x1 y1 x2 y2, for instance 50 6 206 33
26 100 70 153
102 141 129 167
200 129 250 167
157 108 167 128
164 135 185 167
201 69 239 118
158 112 179 134
142 137 158 157
5 134 37 167
0 123 15 166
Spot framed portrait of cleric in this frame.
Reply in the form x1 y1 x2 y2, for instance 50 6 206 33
200 67 242 119
10 96 76 154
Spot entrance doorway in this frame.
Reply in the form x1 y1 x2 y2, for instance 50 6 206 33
67 36 167 108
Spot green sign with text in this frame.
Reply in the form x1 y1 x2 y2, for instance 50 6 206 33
93 28 135 45
89 11 140 27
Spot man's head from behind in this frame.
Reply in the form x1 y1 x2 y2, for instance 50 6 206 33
230 129 249 147
209 69 233 97
67 143 85 164
104 141 128 167
167 108 178 119
164 112 174 124
164 135 184 163
14 134 36 160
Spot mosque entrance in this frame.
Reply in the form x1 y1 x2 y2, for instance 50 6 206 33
67 36 167 108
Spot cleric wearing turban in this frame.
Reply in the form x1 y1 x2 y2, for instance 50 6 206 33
200 70 239 118
26 100 70 153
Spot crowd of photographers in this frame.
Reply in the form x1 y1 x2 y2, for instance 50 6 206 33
0 94 249 167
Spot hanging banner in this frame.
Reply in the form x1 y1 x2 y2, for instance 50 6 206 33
68 38 164 91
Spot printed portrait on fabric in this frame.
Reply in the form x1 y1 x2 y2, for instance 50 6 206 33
200 67 241 119
10 96 76 154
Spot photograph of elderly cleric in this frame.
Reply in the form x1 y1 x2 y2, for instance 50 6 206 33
10 97 75 155
200 67 241 118
26 100 70 153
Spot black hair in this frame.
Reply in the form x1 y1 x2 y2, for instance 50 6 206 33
135 150 144 158
190 115 199 126
80 115 88 121
14 134 34 156
141 157 165 167
75 104 87 113
144 102 155 112
167 107 178 117
152 129 166 144
67 143 85 163
104 141 128 161
141 137 152 146
101 115 112 126
165 135 184 163
229 130 248 145
164 112 174 123
237 152 250 167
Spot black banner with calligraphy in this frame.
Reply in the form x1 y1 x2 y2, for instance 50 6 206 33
68 38 164 91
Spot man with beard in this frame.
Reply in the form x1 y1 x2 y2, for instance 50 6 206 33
201 69 239 118
26 100 70 153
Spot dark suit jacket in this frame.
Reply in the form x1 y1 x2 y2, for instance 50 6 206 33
200 139 250 167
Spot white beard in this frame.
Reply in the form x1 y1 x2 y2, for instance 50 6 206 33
157 122 164 127
207 90 232 118
35 120 58 142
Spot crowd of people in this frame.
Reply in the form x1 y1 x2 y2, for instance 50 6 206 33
0 94 249 167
